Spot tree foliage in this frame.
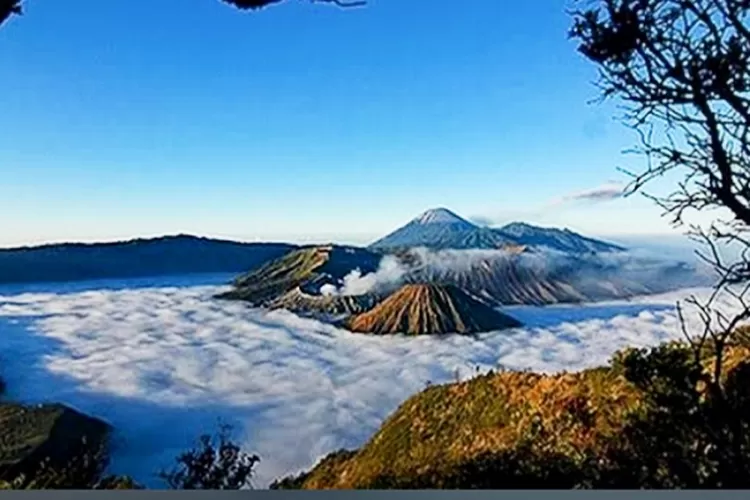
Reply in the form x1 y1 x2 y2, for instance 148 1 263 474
158 425 260 490
570 0 750 486
570 0 750 230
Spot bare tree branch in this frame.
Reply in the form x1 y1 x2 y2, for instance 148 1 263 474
0 0 366 29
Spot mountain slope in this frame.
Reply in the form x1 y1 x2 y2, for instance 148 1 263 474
369 208 514 251
496 222 625 254
345 283 522 335
403 249 588 306
369 208 625 253
272 366 642 489
0 235 296 286
217 245 382 306
272 336 750 490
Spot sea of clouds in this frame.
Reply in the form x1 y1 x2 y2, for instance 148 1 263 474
0 275 744 488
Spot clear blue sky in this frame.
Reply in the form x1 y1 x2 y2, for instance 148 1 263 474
0 0 694 247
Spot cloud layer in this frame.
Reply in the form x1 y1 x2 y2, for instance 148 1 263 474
0 277 743 488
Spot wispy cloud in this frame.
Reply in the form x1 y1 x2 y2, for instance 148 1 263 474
552 182 626 206
468 182 627 228
0 279 740 488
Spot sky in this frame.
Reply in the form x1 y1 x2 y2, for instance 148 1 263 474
0 0 710 247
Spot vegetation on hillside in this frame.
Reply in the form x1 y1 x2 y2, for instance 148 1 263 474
272 332 750 489
0 415 259 490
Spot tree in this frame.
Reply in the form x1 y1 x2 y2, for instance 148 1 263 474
570 0 750 486
158 425 260 490
0 0 365 30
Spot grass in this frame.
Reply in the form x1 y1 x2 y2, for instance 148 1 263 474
277 334 750 489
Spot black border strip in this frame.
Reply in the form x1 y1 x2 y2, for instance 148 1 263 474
0 491 747 498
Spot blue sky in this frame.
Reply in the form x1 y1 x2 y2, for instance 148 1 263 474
0 0 698 247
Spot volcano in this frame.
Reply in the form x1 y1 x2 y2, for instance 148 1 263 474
369 208 514 251
345 283 522 336
216 245 382 306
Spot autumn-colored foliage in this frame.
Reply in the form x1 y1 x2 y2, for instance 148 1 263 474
274 337 750 489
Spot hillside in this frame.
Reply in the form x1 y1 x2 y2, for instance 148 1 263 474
0 235 296 286
275 366 642 489
345 284 522 335
0 402 111 488
403 248 711 306
216 245 382 306
272 337 750 489
402 249 587 306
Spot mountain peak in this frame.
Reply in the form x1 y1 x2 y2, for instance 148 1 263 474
413 208 473 226
369 208 509 251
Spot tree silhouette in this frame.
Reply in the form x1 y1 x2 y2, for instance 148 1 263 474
570 0 750 486
0 1 21 27
0 0 365 29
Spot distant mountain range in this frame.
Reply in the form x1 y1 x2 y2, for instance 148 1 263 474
370 208 626 254
0 209 669 290
0 235 295 286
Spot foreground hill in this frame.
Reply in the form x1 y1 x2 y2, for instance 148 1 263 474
0 402 111 488
276 365 642 489
273 336 750 489
0 235 296 286
346 284 522 335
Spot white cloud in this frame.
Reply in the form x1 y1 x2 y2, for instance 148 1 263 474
0 278 744 488
326 255 408 296
551 181 626 206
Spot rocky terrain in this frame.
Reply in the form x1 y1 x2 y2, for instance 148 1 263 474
267 287 381 318
345 284 522 335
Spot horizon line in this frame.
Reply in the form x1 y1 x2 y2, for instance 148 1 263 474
0 229 692 251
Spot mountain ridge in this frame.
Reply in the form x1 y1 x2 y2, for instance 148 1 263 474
0 234 298 286
370 208 626 253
